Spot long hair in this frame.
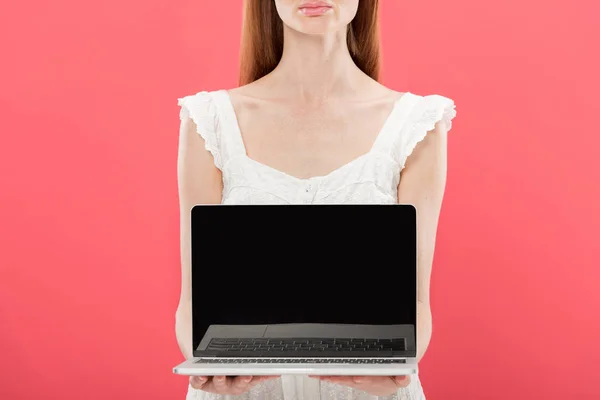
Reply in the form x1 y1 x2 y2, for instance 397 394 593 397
239 0 381 86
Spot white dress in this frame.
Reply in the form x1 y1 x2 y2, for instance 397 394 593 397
178 90 456 400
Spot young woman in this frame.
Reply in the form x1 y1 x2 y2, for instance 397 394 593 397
176 1 456 398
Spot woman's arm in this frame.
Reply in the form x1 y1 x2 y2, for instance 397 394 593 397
397 120 449 362
175 115 223 359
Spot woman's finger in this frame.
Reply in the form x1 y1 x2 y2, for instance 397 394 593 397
392 375 411 388
319 376 357 385
230 375 254 394
190 375 280 394
351 376 374 385
254 375 276 383
189 376 209 390
314 375 406 396
211 376 231 393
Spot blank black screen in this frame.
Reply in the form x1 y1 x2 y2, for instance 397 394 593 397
191 204 417 351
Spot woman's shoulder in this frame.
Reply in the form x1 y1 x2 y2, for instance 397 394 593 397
377 82 455 104
379 84 456 123
407 92 456 120
177 90 227 145
178 90 216 121
177 88 235 122
177 84 263 110
399 90 457 136
409 92 456 109
177 88 224 103
371 83 457 139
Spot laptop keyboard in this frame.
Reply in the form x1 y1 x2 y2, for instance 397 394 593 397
197 358 406 364
206 338 407 352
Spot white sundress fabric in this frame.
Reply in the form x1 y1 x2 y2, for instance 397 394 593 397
178 89 456 399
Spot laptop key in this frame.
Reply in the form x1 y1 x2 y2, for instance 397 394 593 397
197 358 407 364
208 344 231 349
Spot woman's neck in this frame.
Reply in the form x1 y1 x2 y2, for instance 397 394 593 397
269 26 367 103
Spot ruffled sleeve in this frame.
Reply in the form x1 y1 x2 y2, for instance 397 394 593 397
399 94 456 169
178 91 223 170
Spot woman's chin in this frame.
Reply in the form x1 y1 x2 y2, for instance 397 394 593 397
290 18 341 35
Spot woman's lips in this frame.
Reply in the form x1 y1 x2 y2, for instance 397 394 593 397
298 2 333 17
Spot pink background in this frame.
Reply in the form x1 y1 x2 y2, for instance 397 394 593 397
1 0 599 399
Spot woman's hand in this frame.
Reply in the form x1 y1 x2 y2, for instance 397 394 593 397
190 375 279 395
309 375 411 396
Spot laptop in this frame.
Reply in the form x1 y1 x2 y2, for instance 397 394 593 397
173 204 418 376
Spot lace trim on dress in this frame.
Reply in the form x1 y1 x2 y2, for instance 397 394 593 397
178 91 223 170
399 95 456 171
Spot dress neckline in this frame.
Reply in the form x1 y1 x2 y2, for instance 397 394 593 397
213 89 414 183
